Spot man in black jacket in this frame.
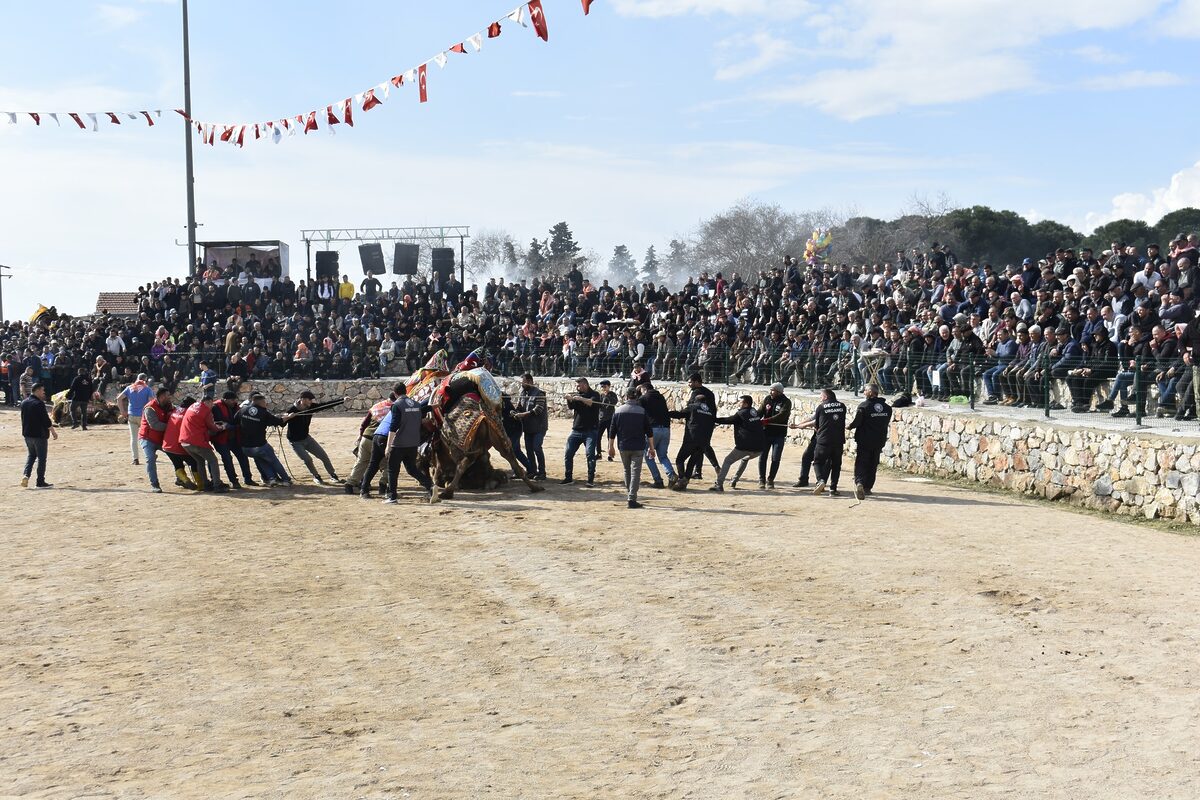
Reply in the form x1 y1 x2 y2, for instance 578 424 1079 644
669 372 717 491
713 395 764 492
515 373 548 481
797 388 847 497
562 376 601 486
757 382 792 489
66 366 94 430
236 392 294 486
597 379 620 462
286 390 341 484
847 384 892 499
610 388 655 508
637 381 676 489
20 382 57 488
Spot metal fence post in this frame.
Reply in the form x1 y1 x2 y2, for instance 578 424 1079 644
1043 352 1051 419
1134 354 1143 426
968 358 976 411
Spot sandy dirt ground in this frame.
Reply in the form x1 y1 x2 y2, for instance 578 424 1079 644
2 410 1199 799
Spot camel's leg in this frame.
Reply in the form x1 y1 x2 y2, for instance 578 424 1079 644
493 432 544 493
440 453 474 500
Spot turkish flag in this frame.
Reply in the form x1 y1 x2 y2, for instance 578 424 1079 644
219 126 234 142
254 123 261 140
342 98 353 126
29 113 40 126
488 22 501 38
528 0 548 41
236 125 246 147
362 88 382 111
582 0 593 13
418 64 428 103
450 42 466 54
141 111 155 126
304 111 318 133
391 74 404 88
107 112 121 124
68 113 86 129
326 105 340 126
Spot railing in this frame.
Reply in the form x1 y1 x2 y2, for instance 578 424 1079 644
13 347 1196 432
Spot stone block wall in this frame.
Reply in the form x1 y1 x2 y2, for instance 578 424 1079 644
181 376 1200 525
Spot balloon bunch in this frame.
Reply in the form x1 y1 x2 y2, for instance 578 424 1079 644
804 228 833 266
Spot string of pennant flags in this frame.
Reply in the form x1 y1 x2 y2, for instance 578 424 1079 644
1 0 593 147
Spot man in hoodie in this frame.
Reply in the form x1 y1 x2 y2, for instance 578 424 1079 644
713 395 765 492
610 387 655 509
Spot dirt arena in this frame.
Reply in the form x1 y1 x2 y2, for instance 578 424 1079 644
2 412 1199 799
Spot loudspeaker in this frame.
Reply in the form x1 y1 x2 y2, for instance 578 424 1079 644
315 250 339 280
358 243 386 276
394 243 419 275
432 247 455 281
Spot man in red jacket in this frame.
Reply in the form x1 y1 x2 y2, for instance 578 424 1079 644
181 395 229 492
136 386 173 493
211 390 255 489
163 397 203 490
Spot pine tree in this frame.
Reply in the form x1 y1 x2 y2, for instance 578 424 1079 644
642 245 661 285
608 245 638 287
547 222 582 270
525 238 548 278
662 239 691 289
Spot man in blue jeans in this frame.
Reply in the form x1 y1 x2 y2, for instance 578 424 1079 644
637 380 675 488
20 382 57 488
235 392 294 486
561 376 601 487
758 382 792 489
981 326 1018 404
515 373 548 480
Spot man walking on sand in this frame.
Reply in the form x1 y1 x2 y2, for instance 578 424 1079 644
610 387 654 509
20 382 57 488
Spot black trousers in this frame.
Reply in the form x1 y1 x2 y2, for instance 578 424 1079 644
814 446 842 489
854 443 883 491
798 437 816 483
674 437 709 482
386 445 433 499
360 434 391 494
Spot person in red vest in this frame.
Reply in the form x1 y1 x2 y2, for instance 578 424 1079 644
211 390 255 489
181 394 229 492
163 397 203 490
136 386 174 493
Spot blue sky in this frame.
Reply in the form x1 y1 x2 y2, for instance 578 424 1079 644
2 0 1199 314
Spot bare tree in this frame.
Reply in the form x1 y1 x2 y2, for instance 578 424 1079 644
465 228 522 282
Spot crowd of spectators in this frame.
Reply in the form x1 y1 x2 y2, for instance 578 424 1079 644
4 234 1200 420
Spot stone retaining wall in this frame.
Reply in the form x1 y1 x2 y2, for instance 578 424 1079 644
184 376 1200 525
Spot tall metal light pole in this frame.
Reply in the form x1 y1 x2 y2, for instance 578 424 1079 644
182 0 197 276
0 264 12 322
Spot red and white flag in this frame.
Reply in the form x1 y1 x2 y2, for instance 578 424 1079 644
341 98 353 126
29 112 40 126
304 111 318 133
141 111 155 126
326 105 340 126
528 0 548 41
582 0 594 14
450 42 467 54
488 21 502 38
362 88 383 111
418 64 428 103
107 112 121 124
68 113 86 129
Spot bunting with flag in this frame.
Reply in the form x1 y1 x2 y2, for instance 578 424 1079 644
3 1 595 144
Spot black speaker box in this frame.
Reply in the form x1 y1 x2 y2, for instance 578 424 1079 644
315 250 339 280
358 243 387 275
394 243 419 275
432 247 455 279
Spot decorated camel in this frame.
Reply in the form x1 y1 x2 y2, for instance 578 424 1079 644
411 351 545 500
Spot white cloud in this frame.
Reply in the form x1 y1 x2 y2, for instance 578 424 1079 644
714 32 794 81
1085 161 1200 231
1157 0 1200 33
1071 45 1127 64
610 0 812 17
1080 70 1186 90
752 0 1168 120
96 4 143 30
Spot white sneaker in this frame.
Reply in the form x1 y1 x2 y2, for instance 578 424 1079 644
382 497 397 505
813 480 827 496
20 476 29 488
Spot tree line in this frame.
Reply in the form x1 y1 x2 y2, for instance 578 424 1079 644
465 199 1200 290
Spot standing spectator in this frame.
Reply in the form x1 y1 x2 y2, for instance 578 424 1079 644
610 387 654 509
20 382 57 489
19 365 35 400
